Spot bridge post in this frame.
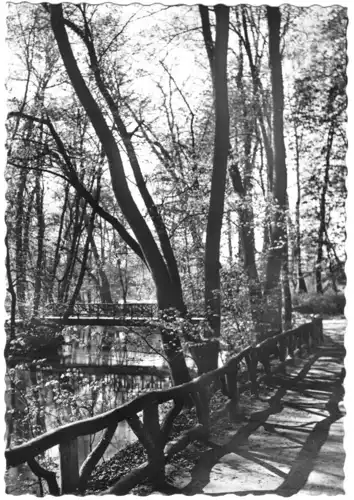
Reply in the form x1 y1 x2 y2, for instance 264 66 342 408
59 438 79 494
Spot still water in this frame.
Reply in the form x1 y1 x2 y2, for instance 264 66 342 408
60 324 168 367
5 325 175 494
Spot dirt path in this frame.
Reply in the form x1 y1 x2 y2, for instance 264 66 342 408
160 319 346 496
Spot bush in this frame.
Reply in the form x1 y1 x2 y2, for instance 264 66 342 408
292 291 346 316
5 325 65 359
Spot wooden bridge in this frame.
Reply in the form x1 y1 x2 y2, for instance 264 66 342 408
30 302 203 327
6 317 345 496
48 302 158 318
45 302 158 325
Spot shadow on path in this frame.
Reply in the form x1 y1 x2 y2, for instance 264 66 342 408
174 345 345 496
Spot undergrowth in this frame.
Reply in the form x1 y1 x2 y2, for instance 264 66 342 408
292 291 345 316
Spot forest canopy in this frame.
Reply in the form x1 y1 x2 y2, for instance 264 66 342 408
6 4 347 383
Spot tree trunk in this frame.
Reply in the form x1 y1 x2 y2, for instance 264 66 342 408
240 7 274 193
33 159 46 317
227 210 233 266
140 130 205 305
90 234 113 304
294 121 307 293
50 5 191 385
47 183 70 303
230 31 262 339
80 24 183 294
202 5 230 371
64 212 95 320
15 167 28 318
263 7 288 336
59 191 84 303
199 6 215 85
316 124 334 294
5 232 17 342
229 165 263 335
282 232 292 330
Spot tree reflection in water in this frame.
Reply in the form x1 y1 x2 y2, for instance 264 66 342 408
5 325 171 495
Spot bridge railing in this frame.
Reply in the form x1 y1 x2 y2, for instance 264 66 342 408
46 302 159 319
5 318 323 495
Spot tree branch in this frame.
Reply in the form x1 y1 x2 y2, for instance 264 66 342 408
199 6 215 84
160 61 195 152
7 111 147 265
67 7 182 293
27 458 60 496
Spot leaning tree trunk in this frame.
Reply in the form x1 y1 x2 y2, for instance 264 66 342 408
50 5 191 385
263 7 288 337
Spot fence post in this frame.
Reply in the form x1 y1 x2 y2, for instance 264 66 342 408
260 346 271 375
305 325 312 352
277 338 287 374
225 360 240 421
59 438 79 494
278 338 287 362
226 362 238 396
245 351 258 396
297 330 303 357
219 374 228 396
319 318 324 343
143 402 165 487
287 333 294 362
192 386 210 431
312 320 318 346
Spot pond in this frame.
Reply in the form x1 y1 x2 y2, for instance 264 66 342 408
5 325 177 494
60 324 168 367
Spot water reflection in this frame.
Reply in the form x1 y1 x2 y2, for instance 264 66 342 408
6 325 171 494
60 325 167 368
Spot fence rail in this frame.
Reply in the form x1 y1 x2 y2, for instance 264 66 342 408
5 318 323 495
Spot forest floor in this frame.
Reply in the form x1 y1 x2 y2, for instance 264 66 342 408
89 318 346 496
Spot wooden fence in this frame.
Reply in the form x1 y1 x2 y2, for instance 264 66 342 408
5 318 323 495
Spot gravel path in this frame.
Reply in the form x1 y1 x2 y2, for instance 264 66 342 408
158 319 346 496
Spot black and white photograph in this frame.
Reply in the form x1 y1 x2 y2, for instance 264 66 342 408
3 1 351 496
